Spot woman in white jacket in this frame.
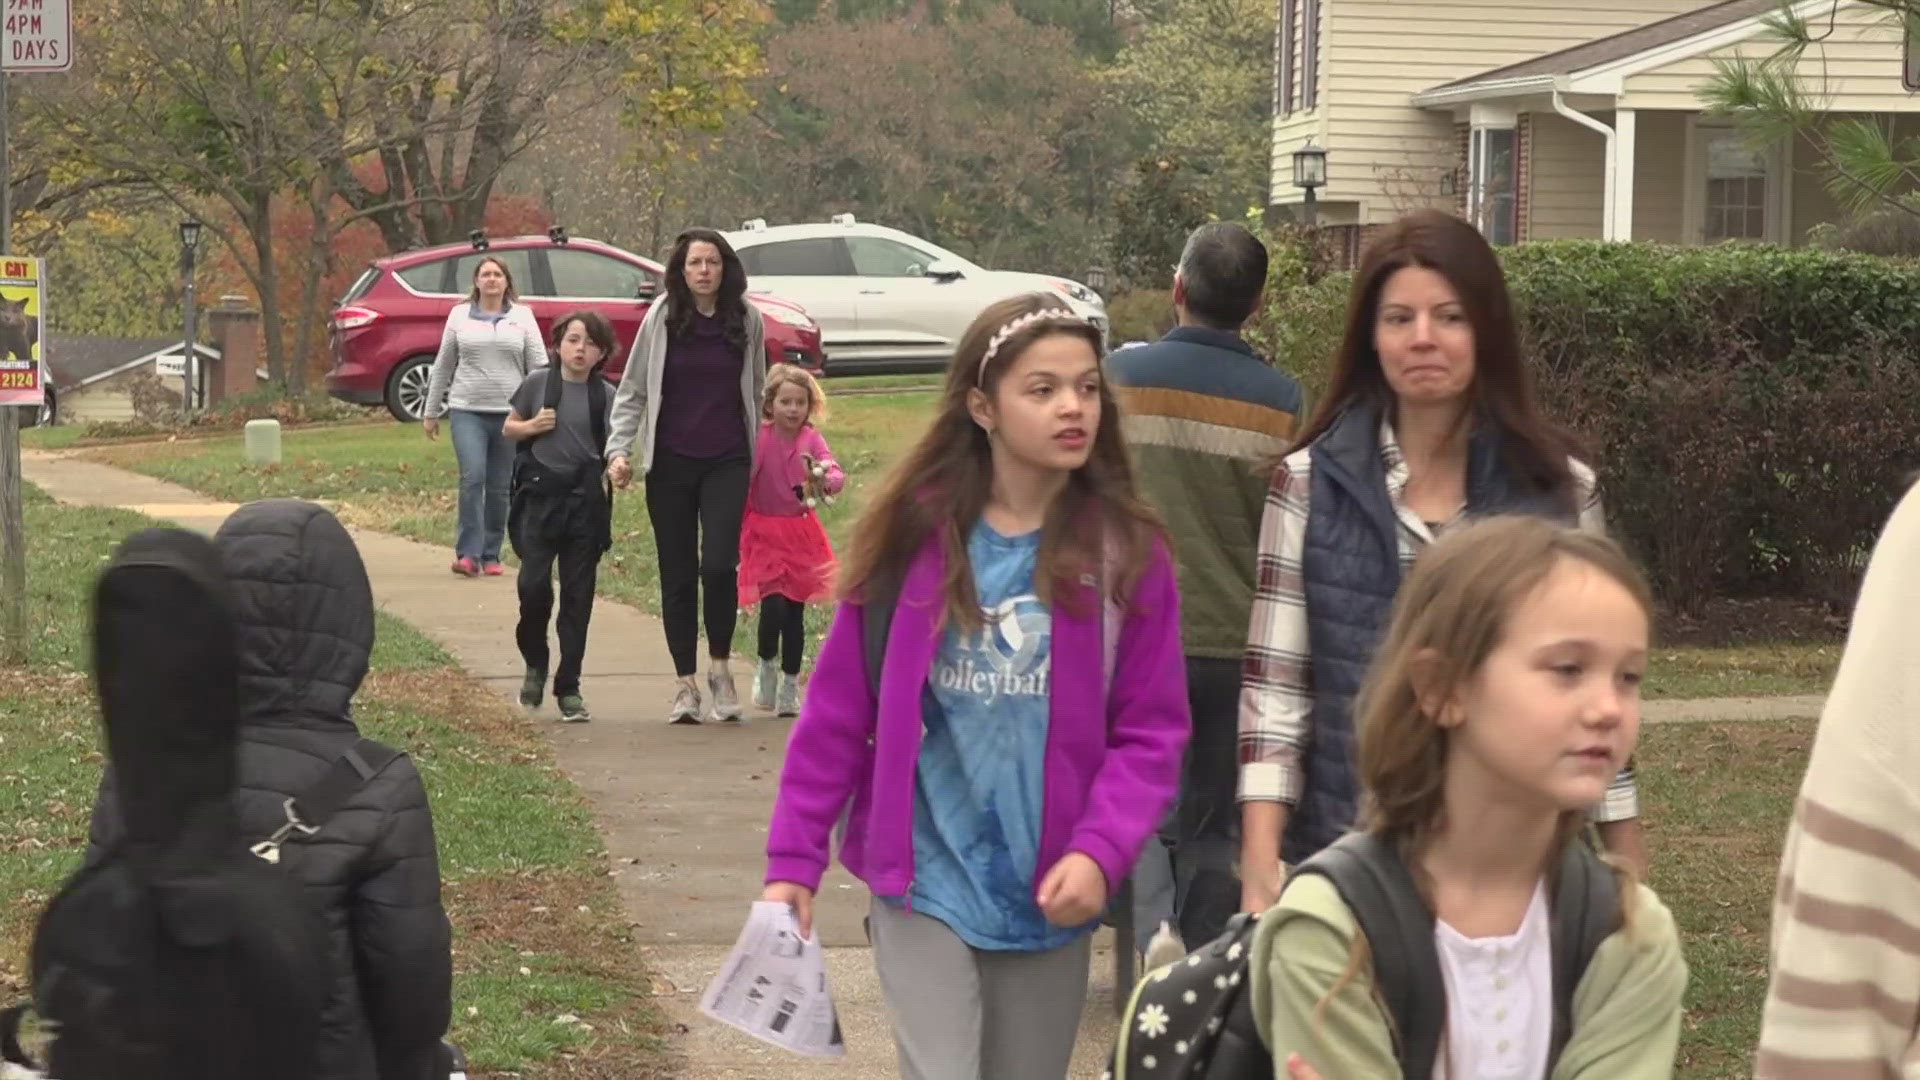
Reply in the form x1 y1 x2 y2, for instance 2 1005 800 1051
421 256 545 577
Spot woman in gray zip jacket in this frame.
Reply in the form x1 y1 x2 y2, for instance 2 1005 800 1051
605 227 765 724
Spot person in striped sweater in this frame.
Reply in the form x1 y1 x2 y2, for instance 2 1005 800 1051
422 256 546 577
1756 481 1920 1077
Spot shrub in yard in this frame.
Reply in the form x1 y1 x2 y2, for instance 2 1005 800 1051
1105 288 1175 345
1242 235 1920 610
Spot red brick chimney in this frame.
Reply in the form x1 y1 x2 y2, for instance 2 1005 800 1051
206 296 261 404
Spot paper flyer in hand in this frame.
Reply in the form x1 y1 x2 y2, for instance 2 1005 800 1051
699 901 846 1057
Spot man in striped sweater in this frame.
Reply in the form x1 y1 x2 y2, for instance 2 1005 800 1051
1106 222 1304 958
1756 481 1920 1077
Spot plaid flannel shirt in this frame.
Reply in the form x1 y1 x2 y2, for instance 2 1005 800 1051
1236 417 1640 823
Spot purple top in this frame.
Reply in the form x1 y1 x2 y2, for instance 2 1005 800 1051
764 531 1191 901
657 310 747 459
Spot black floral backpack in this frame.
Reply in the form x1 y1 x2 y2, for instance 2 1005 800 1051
1107 832 1620 1080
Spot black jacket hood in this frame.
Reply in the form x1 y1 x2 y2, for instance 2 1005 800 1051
214 500 374 728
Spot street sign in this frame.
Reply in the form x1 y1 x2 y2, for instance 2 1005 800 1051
2 0 69 72
0 256 42 407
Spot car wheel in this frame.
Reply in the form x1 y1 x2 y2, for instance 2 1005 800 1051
385 355 433 422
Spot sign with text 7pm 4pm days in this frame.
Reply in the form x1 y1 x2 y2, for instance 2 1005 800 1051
2 0 69 71
0 259 44 408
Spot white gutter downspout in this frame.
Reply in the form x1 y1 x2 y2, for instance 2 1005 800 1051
1552 89 1617 240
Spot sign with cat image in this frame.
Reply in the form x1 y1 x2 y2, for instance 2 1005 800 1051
0 258 43 408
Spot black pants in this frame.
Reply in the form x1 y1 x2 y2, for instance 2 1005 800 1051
757 593 807 676
1163 655 1243 947
513 501 603 697
645 447 749 677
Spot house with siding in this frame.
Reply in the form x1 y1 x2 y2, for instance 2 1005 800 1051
1269 0 1920 256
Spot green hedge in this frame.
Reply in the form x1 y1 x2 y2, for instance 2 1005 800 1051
1243 239 1920 613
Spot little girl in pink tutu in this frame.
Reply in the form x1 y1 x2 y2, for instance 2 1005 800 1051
740 364 844 717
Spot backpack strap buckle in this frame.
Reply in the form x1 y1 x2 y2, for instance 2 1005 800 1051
249 798 319 865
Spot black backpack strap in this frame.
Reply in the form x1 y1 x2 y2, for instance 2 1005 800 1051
1290 833 1446 1079
252 739 402 864
1546 838 1622 1068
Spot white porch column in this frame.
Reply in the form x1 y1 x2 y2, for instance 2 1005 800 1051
1613 108 1637 242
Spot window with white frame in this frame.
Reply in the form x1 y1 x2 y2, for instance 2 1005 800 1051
1702 130 1771 241
1276 0 1319 115
1469 127 1518 246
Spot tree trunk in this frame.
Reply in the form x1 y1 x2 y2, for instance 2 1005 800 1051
292 177 337 397
248 187 288 387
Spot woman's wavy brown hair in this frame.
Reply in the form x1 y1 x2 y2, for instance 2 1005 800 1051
837 292 1162 630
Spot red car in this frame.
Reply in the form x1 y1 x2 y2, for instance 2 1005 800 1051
326 231 827 421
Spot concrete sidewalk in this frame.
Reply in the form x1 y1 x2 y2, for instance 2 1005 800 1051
21 451 1126 1079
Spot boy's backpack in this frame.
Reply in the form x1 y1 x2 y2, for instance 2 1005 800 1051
1107 831 1621 1080
28 528 331 1080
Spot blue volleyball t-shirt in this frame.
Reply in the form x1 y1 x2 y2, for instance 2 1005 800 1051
903 520 1083 951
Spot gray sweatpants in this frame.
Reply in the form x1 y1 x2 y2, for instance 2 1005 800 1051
867 898 1092 1080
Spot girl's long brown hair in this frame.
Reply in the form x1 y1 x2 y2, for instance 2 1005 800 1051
837 292 1162 629
1290 210 1581 507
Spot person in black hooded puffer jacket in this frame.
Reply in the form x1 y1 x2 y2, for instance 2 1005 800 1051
86 498 454 1080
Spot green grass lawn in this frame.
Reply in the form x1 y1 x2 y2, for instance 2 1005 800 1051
1639 719 1813 1078
0 487 672 1078
85 391 938 663
1644 642 1838 700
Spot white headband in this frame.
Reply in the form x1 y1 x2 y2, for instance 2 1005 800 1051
978 309 1092 387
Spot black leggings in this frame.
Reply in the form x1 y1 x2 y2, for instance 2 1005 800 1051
757 594 807 676
644 447 749 677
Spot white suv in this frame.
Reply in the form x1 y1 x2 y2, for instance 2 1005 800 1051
724 215 1108 374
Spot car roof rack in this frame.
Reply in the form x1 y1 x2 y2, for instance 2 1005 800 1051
741 218 768 231
828 213 856 226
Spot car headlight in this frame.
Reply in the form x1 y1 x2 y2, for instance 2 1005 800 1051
1049 279 1100 306
760 306 816 330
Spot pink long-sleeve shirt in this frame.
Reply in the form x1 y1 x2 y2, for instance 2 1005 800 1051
748 421 844 517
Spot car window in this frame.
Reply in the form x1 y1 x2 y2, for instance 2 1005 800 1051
395 259 451 294
543 248 655 298
737 238 846 277
846 237 937 278
450 250 536 297
340 266 380 303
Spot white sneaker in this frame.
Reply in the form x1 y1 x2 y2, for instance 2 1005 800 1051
1144 920 1187 972
753 658 778 711
708 668 743 723
775 673 802 718
668 681 702 725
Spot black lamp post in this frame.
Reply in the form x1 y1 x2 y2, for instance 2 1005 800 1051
1292 139 1328 229
179 220 202 413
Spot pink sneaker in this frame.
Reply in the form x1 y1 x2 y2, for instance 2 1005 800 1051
483 561 505 576
451 557 478 577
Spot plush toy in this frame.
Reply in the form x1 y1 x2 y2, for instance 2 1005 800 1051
793 453 836 510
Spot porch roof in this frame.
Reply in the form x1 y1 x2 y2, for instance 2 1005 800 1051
1411 0 1785 107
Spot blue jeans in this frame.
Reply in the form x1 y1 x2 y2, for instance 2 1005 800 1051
449 409 512 562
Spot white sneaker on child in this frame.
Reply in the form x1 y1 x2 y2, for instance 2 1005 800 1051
775 673 802 718
1144 920 1187 972
753 658 778 711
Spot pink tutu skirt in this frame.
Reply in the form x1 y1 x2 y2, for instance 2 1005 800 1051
737 507 838 607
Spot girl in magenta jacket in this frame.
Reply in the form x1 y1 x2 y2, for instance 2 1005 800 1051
739 364 845 718
761 293 1191 1079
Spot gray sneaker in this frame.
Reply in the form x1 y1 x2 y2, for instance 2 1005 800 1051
775 673 802 718
708 669 743 723
668 682 702 725
557 694 591 723
519 667 545 711
753 658 779 711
